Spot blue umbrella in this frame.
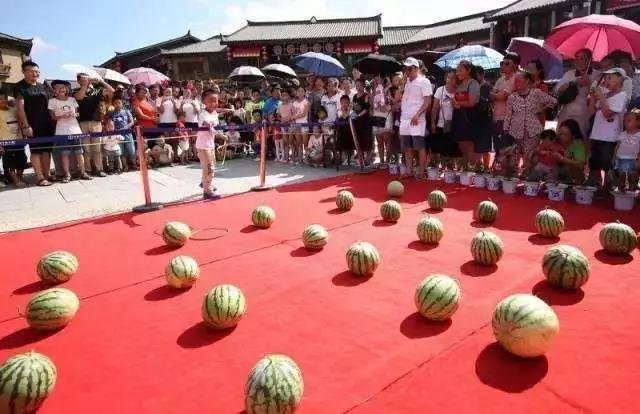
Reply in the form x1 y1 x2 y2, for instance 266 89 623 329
291 52 345 77
435 45 504 70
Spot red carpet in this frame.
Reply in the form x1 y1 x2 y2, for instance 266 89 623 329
1 173 639 413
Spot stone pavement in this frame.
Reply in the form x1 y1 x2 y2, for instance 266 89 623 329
0 159 352 232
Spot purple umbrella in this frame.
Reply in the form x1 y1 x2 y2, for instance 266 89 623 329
507 37 564 80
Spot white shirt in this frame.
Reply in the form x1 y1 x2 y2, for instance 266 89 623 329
48 97 82 135
103 134 123 152
400 75 432 136
158 98 178 123
590 90 628 143
616 130 640 159
181 99 200 123
433 86 454 128
196 109 219 149
321 92 341 123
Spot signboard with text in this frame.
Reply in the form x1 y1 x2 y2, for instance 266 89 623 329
607 0 640 11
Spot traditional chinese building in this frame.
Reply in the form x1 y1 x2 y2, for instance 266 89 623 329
0 32 33 85
160 35 230 80
606 0 640 21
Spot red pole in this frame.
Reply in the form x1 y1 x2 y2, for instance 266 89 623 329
132 125 163 212
251 124 272 191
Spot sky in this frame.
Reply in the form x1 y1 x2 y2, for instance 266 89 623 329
3 0 513 79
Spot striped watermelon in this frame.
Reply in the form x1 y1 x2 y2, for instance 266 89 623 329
428 190 447 210
0 351 56 414
414 274 461 321
336 190 355 211
302 225 329 250
471 231 504 266
252 206 276 229
387 180 404 198
346 242 380 277
165 255 200 289
245 354 303 414
476 199 498 223
26 288 79 331
36 251 78 284
599 221 637 256
380 200 402 222
492 293 560 358
416 216 444 244
535 208 564 238
542 245 590 289
161 221 192 247
202 284 246 329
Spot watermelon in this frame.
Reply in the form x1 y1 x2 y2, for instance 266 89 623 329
161 221 192 247
542 245 590 289
245 354 303 414
416 216 444 244
476 199 498 223
0 351 57 414
599 221 637 255
302 225 328 250
346 242 380 276
414 274 461 321
36 251 78 284
427 190 447 210
26 288 79 331
252 206 276 229
165 255 200 289
380 200 402 222
492 293 560 358
535 208 564 238
387 180 404 198
336 190 355 211
471 231 504 266
202 284 246 329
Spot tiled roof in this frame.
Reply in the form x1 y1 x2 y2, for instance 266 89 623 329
405 12 492 45
162 36 227 55
381 26 427 46
100 32 200 66
0 32 33 47
486 0 573 20
221 15 383 44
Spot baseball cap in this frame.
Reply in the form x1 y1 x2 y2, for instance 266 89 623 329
403 57 420 68
601 67 627 77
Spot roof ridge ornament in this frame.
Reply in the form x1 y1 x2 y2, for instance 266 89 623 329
310 16 317 23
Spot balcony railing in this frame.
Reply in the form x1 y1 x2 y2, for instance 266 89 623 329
0 63 11 77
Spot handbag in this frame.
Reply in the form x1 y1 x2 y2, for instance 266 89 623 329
557 81 579 105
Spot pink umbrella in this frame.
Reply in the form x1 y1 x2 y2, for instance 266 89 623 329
545 14 640 61
123 67 170 86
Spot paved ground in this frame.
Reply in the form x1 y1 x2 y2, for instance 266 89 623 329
0 159 351 232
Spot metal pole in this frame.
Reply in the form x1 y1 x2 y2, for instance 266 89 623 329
251 123 273 191
132 125 163 212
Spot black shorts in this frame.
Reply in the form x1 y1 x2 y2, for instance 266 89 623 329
432 128 461 157
474 121 493 153
2 145 27 171
588 140 616 171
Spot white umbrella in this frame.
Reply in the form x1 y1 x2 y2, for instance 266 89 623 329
60 63 103 80
229 66 265 82
93 67 131 85
261 63 297 78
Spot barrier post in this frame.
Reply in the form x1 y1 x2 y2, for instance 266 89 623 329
348 117 374 175
251 123 273 192
132 126 164 212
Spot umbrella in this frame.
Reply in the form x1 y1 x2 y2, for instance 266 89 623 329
229 66 266 82
545 14 640 61
435 45 504 70
60 63 103 81
507 37 564 80
123 67 169 86
92 67 131 85
354 54 403 75
261 64 297 79
291 52 345 77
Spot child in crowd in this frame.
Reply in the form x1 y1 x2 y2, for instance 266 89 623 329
110 96 136 171
0 90 27 187
611 109 640 192
336 94 354 166
267 112 284 162
225 116 245 158
196 89 228 199
293 85 309 164
149 136 174 167
278 89 295 163
102 119 124 173
307 125 324 167
47 80 90 182
175 111 191 164
530 129 563 181
251 109 263 160
232 98 246 123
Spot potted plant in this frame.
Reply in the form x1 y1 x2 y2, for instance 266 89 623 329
522 169 542 197
572 176 597 205
612 189 637 211
501 165 519 194
546 179 569 202
442 157 456 184
427 154 440 180
485 167 502 191
472 162 487 188
459 158 475 186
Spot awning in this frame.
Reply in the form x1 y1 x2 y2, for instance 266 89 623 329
344 41 373 54
232 46 261 58
607 0 640 11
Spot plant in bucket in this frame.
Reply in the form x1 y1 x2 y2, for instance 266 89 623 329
572 176 597 206
472 162 487 188
501 165 519 195
546 180 569 202
522 169 542 197
611 190 637 211
459 158 475 186
442 157 456 184
485 167 502 191
427 154 441 180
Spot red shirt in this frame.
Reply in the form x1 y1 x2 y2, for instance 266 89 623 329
538 142 563 167
132 97 157 129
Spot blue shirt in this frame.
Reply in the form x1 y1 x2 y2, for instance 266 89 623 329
262 97 281 117
110 108 133 131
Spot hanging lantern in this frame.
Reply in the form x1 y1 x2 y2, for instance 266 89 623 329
226 48 233 62
261 45 268 61
336 42 342 57
373 40 380 53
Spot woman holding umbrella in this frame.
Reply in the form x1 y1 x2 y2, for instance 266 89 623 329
451 60 480 162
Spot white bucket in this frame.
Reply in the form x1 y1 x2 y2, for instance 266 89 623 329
574 186 597 205
502 178 519 194
459 172 474 186
486 176 502 191
389 163 399 175
473 174 487 188
427 167 440 180
523 181 541 197
443 170 456 184
612 191 636 211
547 183 568 202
